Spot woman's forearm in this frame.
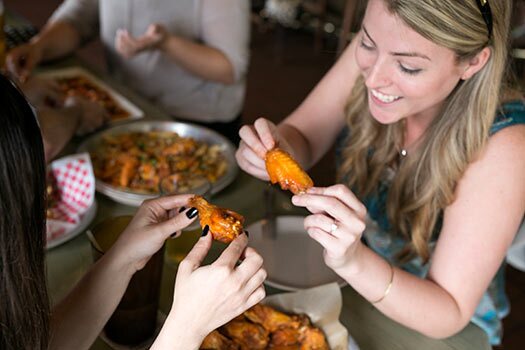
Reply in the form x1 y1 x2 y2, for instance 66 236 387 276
150 312 203 350
48 248 134 350
32 21 82 61
159 35 235 84
37 106 80 162
339 243 469 339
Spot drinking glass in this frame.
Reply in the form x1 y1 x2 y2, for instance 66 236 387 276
87 215 164 346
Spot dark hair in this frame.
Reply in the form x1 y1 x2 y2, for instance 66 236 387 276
0 74 49 350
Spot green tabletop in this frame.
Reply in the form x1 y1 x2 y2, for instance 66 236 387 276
43 65 490 350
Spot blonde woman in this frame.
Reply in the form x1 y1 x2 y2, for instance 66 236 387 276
237 0 525 346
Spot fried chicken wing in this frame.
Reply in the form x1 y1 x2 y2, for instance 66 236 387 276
298 326 329 350
200 330 240 350
269 327 302 347
222 321 270 350
189 195 245 243
244 304 301 332
265 148 313 195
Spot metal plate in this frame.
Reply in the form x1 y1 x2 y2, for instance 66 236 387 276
77 121 239 206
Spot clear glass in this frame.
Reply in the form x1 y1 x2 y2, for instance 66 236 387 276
87 215 164 346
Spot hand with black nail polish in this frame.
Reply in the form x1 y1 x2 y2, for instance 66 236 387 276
189 195 245 244
109 194 198 273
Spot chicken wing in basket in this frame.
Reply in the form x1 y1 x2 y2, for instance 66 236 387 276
199 303 329 350
189 195 245 244
201 330 239 350
265 148 313 195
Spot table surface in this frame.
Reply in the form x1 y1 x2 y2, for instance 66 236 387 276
42 64 491 350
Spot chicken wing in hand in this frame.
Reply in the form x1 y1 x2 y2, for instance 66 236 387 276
189 195 245 243
265 148 313 195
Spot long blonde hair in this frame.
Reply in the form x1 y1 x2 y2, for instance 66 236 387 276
339 0 512 262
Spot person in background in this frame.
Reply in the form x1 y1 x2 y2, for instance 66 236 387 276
0 74 266 350
6 0 250 144
237 0 525 346
18 75 108 161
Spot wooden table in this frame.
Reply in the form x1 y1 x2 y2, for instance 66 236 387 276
43 65 490 350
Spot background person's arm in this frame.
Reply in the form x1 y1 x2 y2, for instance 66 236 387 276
6 0 99 81
114 0 250 85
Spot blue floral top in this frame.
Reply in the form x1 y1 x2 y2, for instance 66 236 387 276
337 101 525 345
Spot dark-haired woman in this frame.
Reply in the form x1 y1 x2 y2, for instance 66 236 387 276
0 74 266 350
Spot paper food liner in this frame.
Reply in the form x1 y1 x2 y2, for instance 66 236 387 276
262 283 351 350
46 153 95 243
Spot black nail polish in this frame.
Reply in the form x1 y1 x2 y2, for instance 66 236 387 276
178 206 186 213
244 230 249 237
201 225 209 237
186 207 198 219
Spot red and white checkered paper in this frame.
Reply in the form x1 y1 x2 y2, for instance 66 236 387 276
46 153 95 243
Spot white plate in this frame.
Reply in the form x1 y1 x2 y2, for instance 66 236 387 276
46 201 98 249
38 67 144 124
247 215 346 291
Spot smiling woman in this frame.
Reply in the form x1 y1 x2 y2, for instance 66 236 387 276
237 0 525 346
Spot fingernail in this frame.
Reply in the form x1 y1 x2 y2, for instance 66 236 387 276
170 232 177 238
178 206 186 213
244 230 249 237
186 207 198 219
201 225 209 237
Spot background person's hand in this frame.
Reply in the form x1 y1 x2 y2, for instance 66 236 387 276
6 42 43 83
110 194 198 272
63 95 109 135
170 233 267 341
236 117 293 181
292 185 368 271
115 24 168 59
20 76 63 107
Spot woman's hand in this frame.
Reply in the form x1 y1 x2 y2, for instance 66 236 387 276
236 117 293 181
110 194 197 273
20 76 63 107
292 185 368 271
63 95 109 135
6 43 43 83
169 232 267 342
115 24 168 59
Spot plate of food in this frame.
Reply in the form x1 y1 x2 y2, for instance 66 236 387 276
77 121 238 206
38 66 144 123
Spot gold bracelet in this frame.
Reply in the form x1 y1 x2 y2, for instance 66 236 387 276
371 261 394 304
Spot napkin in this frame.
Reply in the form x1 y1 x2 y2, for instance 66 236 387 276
46 153 95 243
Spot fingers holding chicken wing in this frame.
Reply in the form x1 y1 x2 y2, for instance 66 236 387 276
189 195 245 243
265 148 313 195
